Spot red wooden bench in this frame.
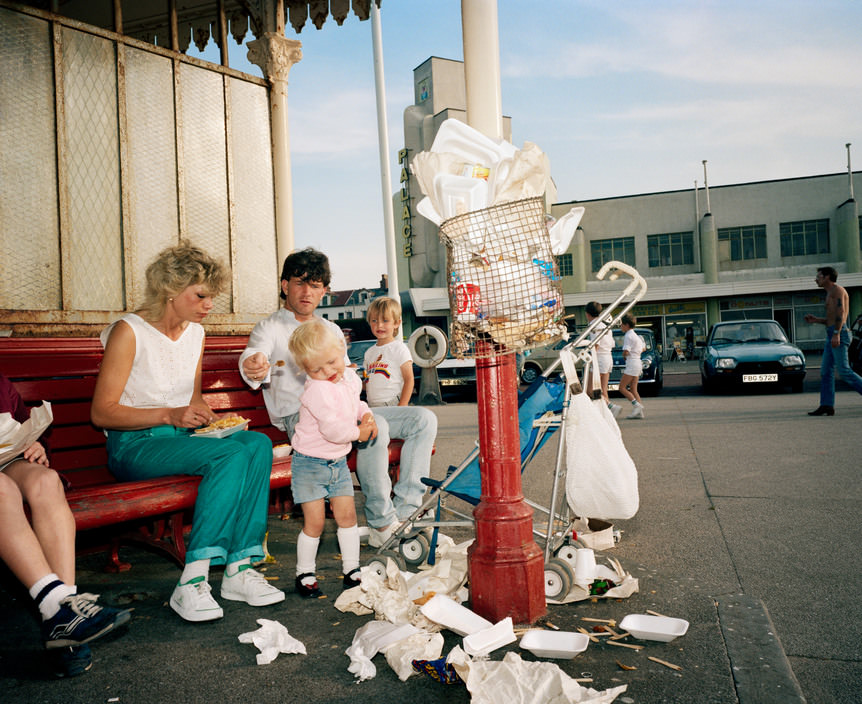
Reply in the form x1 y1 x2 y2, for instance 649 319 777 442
1 336 403 571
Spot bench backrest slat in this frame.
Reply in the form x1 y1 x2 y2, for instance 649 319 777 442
0 336 290 485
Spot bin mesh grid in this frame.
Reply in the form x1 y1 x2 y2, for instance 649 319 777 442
439 197 566 359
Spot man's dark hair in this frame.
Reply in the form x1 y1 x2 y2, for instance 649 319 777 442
621 313 637 328
817 266 838 283
585 301 602 318
280 248 331 298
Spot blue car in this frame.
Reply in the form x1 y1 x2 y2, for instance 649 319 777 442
700 320 806 393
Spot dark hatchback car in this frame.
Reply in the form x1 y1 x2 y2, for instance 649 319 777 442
700 320 806 393
608 327 664 396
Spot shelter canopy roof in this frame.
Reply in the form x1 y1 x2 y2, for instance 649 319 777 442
15 1 380 53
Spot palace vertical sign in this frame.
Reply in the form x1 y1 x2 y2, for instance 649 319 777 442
398 148 413 257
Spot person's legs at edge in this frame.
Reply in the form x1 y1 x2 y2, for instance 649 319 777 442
0 463 128 674
373 406 437 521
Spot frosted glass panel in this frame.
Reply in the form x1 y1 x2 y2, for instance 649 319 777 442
61 27 123 310
0 9 60 310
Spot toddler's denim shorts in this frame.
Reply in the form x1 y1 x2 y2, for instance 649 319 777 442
290 450 354 504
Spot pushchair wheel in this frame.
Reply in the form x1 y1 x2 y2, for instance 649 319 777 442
399 533 431 566
544 558 575 600
366 549 406 578
554 542 584 569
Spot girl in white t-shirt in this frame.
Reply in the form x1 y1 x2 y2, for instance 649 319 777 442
620 314 646 419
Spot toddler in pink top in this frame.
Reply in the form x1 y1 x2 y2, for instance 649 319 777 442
288 320 376 598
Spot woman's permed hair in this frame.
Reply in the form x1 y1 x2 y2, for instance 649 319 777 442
288 319 344 371
138 241 227 321
366 296 402 322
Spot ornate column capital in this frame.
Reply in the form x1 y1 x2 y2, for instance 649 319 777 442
247 32 302 84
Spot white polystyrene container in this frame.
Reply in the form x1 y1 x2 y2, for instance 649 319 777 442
419 594 493 636
619 614 689 642
519 630 590 659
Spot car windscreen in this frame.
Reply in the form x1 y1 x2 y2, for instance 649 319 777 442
710 322 788 344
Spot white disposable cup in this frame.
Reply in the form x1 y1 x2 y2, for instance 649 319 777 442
574 548 597 588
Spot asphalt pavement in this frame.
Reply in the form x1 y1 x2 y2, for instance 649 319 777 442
2 357 861 703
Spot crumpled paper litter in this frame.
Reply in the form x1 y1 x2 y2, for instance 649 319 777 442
448 646 627 704
237 618 306 665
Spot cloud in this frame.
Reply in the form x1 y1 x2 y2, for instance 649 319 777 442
502 2 862 88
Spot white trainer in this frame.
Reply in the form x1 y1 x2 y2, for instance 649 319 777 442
368 521 403 548
220 564 285 606
170 577 223 622
609 404 623 418
626 404 645 419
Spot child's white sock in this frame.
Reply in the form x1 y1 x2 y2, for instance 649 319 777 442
296 531 320 581
225 557 251 577
337 525 361 574
179 558 210 585
30 573 76 621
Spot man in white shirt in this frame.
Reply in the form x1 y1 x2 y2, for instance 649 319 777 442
239 248 437 547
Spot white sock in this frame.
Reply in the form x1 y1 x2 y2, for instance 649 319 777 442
30 573 76 621
225 557 251 578
296 531 320 579
179 559 210 585
337 525 361 574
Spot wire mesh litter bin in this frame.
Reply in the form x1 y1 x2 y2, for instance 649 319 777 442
439 196 567 359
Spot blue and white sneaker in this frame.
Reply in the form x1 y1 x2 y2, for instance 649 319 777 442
42 593 131 649
51 644 92 678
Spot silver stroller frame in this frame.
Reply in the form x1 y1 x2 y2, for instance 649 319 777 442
366 261 647 600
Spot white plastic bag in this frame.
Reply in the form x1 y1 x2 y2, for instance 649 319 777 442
560 351 638 520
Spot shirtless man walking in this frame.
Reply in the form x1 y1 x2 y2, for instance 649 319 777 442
804 266 862 415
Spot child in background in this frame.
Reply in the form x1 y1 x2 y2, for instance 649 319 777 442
363 297 414 407
619 314 646 419
288 320 375 597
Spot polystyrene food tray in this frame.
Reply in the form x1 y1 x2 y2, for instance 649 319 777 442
519 630 589 659
619 614 689 642
191 420 249 438
419 594 493 636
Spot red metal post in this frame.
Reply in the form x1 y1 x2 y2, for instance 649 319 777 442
468 343 546 624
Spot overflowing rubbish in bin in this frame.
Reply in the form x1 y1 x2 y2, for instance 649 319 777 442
411 119 580 358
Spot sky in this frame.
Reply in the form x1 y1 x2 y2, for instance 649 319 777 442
194 0 862 291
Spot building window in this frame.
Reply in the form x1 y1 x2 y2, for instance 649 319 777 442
647 232 694 267
590 237 635 272
779 219 829 257
555 253 573 277
718 225 767 261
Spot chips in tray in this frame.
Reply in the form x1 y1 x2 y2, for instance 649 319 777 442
194 416 248 434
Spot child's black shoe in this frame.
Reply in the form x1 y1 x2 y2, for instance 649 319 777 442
342 568 361 590
295 573 324 599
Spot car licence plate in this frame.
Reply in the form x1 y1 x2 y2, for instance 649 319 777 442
439 378 469 386
742 373 778 383
608 383 620 391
